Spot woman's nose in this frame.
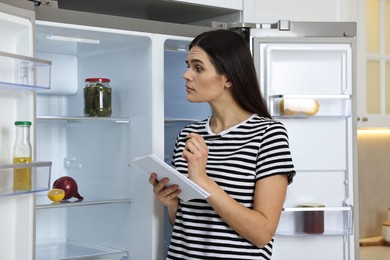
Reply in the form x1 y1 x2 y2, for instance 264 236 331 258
182 69 192 80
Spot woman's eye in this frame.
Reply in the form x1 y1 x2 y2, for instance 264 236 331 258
195 66 203 72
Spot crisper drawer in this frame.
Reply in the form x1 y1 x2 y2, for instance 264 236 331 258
281 118 347 171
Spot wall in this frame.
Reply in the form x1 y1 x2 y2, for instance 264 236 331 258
358 130 390 238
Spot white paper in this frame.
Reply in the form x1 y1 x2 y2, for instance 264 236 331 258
133 154 210 201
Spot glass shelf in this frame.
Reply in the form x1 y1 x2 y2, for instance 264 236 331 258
36 195 131 209
37 115 130 124
276 206 353 237
269 94 351 118
36 240 128 260
0 51 51 90
0 161 52 197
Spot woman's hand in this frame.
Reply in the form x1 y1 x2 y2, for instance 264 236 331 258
182 133 209 183
149 173 180 208
149 173 180 225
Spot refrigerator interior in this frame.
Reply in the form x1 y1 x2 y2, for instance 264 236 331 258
163 39 210 255
253 39 356 259
0 4 37 260
34 21 157 260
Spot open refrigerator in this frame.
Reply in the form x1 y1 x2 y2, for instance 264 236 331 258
0 2 210 260
0 2 359 259
230 21 359 259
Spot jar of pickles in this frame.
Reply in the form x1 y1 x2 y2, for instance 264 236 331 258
83 78 112 117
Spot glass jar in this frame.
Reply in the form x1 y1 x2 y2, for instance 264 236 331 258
298 203 325 234
84 78 112 117
13 121 32 191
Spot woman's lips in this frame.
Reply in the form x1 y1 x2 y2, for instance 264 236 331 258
186 86 195 92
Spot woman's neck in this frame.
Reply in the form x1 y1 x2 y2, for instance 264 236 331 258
209 107 252 134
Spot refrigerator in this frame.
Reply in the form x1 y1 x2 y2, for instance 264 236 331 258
228 21 358 259
0 2 209 260
0 2 358 260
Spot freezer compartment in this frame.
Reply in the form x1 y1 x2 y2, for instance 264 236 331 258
0 161 51 197
0 51 51 90
269 94 351 117
276 206 353 236
36 240 128 260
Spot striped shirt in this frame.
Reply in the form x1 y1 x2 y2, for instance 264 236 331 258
167 114 295 260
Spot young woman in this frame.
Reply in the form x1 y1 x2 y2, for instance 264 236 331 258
149 29 295 260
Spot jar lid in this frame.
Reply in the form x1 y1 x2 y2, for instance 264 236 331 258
85 78 110 83
383 221 390 226
15 121 32 126
297 203 325 208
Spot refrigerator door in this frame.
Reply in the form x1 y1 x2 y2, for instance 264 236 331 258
0 2 37 260
252 25 357 260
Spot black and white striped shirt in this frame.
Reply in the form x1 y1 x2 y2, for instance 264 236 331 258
167 114 295 260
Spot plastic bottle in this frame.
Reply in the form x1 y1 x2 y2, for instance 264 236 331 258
13 121 32 191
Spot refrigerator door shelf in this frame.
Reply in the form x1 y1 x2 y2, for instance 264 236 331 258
36 240 128 260
269 94 351 118
0 161 52 197
276 206 353 237
0 50 51 91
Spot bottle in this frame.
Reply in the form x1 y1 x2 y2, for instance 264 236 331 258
13 121 32 191
83 78 112 117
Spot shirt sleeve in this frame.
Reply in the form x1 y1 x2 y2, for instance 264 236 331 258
256 121 295 184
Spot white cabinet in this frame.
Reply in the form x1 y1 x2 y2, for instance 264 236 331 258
243 0 357 23
356 0 390 128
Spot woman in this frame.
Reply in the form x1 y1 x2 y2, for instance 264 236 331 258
149 29 295 260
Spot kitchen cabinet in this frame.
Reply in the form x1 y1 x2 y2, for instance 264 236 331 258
357 0 390 128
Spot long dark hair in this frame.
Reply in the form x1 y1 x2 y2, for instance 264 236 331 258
189 29 271 118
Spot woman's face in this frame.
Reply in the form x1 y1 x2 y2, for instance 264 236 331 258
183 46 230 103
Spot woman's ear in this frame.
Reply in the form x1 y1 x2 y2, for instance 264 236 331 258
224 76 233 89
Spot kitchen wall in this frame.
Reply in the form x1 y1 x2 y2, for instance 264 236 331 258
358 130 390 238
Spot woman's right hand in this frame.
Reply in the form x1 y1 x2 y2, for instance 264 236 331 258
149 173 180 208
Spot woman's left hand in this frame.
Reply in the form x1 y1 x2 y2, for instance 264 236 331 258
182 133 209 182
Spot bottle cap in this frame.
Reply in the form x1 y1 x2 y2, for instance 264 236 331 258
15 121 32 126
85 78 110 83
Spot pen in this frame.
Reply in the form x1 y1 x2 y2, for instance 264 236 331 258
178 135 222 142
202 135 222 140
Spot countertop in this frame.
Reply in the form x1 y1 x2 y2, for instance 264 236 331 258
360 246 390 260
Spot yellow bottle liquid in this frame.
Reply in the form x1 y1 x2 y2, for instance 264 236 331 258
13 157 32 191
13 121 33 192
